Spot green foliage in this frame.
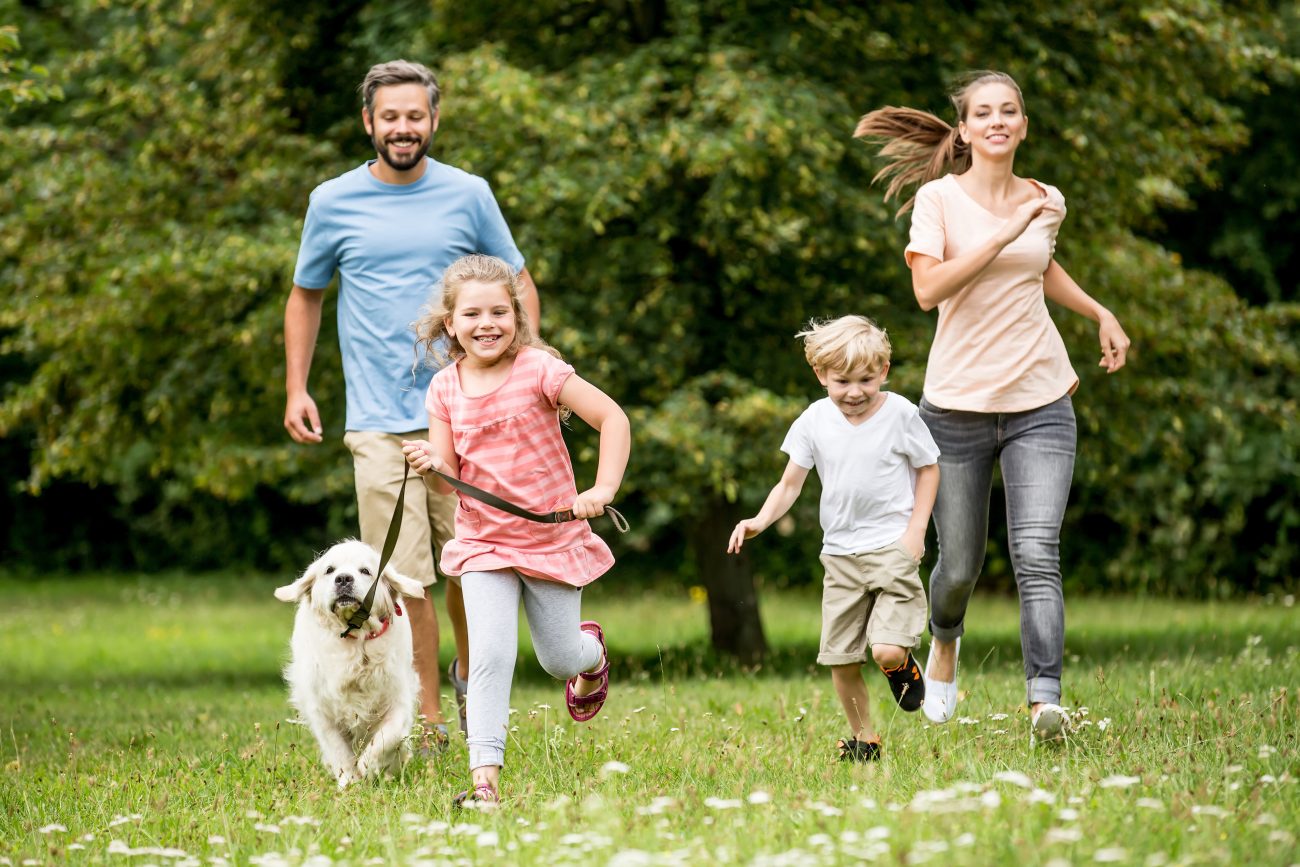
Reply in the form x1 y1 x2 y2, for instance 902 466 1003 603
0 24 61 111
1 0 1297 591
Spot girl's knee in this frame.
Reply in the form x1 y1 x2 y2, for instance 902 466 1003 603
872 644 907 669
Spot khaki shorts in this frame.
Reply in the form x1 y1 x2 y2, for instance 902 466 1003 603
817 543 927 666
344 430 457 587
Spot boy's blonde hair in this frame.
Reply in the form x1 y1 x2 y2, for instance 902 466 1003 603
413 254 560 366
796 315 891 375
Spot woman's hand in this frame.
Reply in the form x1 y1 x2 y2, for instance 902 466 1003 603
401 439 449 478
996 195 1060 246
572 484 617 520
1097 311 1131 373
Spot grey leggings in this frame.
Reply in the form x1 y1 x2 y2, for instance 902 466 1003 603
461 568 602 770
920 394 1077 706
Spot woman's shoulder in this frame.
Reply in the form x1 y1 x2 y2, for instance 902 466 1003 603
1026 178 1066 206
916 174 958 198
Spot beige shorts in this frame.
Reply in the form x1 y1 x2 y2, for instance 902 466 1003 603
344 430 457 587
817 543 927 666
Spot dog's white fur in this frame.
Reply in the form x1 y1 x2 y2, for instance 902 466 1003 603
274 539 425 787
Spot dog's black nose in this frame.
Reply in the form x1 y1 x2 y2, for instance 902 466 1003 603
334 573 352 588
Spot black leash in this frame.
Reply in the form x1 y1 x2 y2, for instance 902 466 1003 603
341 464 628 638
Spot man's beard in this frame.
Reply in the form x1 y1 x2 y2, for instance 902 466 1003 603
373 132 431 172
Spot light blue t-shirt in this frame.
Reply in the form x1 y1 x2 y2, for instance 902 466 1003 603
293 157 525 432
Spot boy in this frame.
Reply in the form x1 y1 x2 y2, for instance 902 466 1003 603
728 315 940 761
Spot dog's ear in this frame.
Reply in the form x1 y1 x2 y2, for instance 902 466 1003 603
274 561 320 602
383 566 426 600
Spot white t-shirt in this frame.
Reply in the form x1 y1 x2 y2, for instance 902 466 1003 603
781 393 940 555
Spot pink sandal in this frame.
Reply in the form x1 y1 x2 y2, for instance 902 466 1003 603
565 621 609 722
454 782 499 808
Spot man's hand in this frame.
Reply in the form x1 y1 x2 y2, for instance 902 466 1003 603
727 518 766 554
285 391 323 443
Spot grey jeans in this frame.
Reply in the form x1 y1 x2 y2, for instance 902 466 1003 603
461 569 602 771
919 393 1076 705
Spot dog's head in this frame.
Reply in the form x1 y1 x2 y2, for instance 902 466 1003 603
273 539 425 632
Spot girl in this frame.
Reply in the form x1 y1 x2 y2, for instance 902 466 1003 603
855 71 1131 741
401 254 630 803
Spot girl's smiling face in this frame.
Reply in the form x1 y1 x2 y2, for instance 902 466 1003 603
958 82 1027 161
445 279 517 367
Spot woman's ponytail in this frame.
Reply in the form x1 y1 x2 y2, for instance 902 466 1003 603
854 106 970 217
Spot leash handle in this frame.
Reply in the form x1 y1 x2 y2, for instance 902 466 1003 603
341 464 408 638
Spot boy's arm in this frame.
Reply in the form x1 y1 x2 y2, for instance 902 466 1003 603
727 459 811 553
899 463 940 560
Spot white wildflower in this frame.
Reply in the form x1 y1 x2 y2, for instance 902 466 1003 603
1044 828 1083 844
1026 789 1055 805
1098 775 1141 789
600 760 631 776
1190 805 1230 818
989 713 1009 721
636 797 676 816
1094 848 1128 862
1135 798 1164 810
1058 808 1079 821
955 833 976 847
980 790 1002 809
37 824 66 834
746 791 772 805
957 716 980 725
476 831 499 848
993 771 1033 788
704 797 743 810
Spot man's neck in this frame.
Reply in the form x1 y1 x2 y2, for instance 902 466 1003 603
368 156 428 186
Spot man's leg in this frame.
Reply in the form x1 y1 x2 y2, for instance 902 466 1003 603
346 430 445 729
429 486 469 732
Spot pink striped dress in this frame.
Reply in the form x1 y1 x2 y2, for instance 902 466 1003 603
425 346 615 587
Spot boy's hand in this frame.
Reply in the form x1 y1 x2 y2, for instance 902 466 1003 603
898 529 925 562
572 484 617 520
401 439 449 478
727 519 766 554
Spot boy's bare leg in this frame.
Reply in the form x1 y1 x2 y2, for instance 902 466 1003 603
830 664 877 742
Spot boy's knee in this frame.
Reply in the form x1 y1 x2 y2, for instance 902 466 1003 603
872 644 906 669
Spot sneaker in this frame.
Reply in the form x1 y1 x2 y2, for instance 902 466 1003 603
1031 703 1069 744
837 737 882 762
881 653 925 712
922 637 960 724
447 657 468 734
453 782 500 809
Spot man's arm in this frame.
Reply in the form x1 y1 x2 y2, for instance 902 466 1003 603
284 284 325 443
519 267 541 335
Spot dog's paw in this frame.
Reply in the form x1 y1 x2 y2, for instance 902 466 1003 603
333 763 361 788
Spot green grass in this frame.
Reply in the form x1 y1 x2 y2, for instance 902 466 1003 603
1 572 1296 865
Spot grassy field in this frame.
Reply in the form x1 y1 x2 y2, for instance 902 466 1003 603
0 571 1296 865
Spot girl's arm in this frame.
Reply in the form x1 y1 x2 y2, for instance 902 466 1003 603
556 374 631 519
899 463 939 560
727 459 811 554
1042 260 1131 373
401 415 460 496
910 196 1060 311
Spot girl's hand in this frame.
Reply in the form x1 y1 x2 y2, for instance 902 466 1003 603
572 484 617 520
1097 311 1131 373
727 518 765 554
997 195 1060 246
401 439 449 478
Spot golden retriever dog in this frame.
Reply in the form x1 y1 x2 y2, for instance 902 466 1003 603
274 539 425 787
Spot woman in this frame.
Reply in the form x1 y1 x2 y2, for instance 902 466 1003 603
855 71 1130 740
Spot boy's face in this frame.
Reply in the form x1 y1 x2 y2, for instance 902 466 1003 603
815 362 889 421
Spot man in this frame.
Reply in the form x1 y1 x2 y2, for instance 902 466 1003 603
283 59 540 744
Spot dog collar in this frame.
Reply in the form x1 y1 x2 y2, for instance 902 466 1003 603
344 603 402 641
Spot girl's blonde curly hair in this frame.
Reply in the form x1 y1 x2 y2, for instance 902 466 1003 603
413 254 561 367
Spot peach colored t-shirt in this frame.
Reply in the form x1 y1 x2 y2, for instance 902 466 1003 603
905 174 1078 413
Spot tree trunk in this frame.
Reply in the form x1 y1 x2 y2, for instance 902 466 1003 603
686 498 768 664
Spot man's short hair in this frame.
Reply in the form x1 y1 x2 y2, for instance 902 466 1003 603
796 315 892 374
359 60 441 115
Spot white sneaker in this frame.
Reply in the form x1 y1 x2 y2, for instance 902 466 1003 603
1031 702 1069 744
922 637 960 724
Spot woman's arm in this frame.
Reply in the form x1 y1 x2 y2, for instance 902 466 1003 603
1043 260 1131 373
557 374 631 518
910 196 1060 311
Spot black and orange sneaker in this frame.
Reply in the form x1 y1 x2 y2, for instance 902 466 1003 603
881 653 926 712
837 737 882 762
